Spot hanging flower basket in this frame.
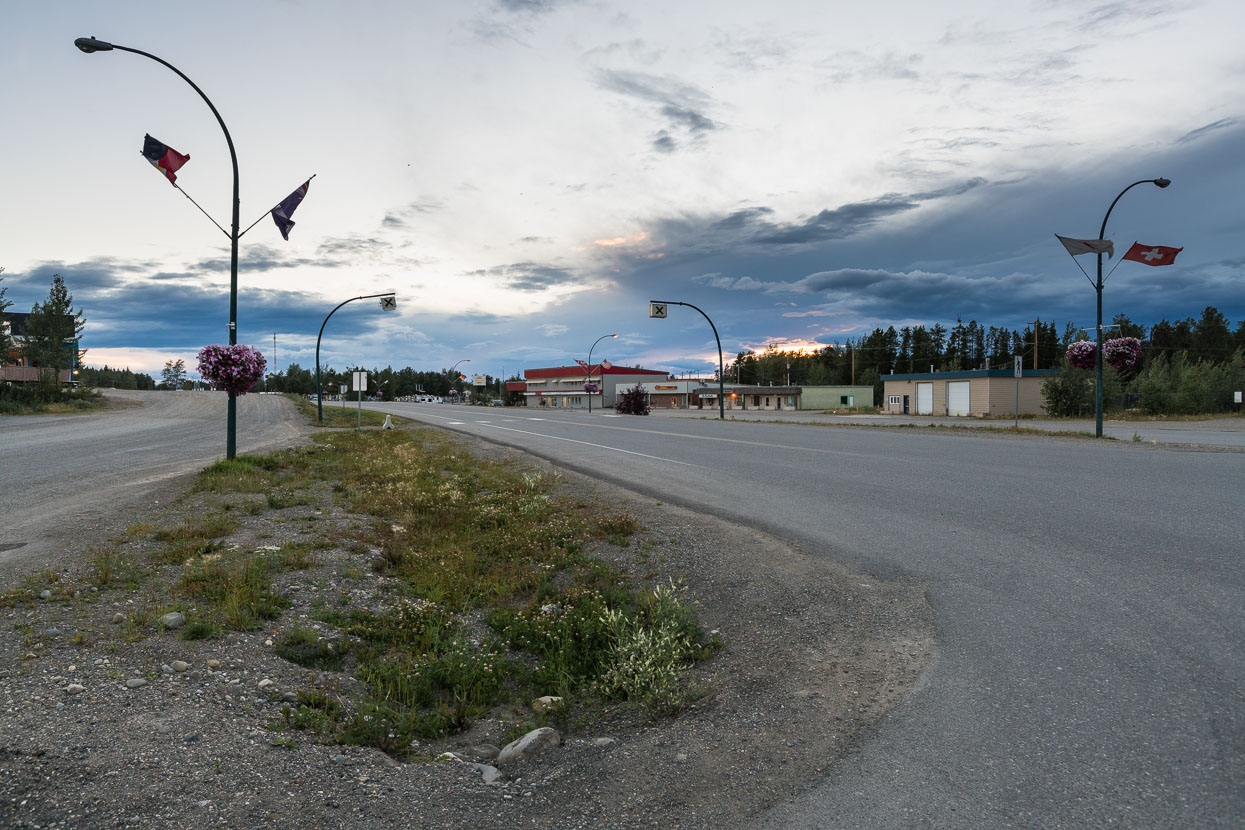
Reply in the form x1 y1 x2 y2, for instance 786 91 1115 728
1065 340 1097 370
197 344 267 396
1103 337 1143 372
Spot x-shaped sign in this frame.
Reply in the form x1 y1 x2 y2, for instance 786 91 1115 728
649 302 667 318
379 295 397 311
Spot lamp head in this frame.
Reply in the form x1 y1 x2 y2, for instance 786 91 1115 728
74 36 114 53
611 333 618 338
1154 178 1171 188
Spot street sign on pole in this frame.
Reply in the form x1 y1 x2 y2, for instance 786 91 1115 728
649 302 667 318
353 371 367 429
1014 354 1022 428
379 295 397 311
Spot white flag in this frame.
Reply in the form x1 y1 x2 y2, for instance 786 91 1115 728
1056 235 1114 258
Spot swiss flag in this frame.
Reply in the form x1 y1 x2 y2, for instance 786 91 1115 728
1122 242 1183 266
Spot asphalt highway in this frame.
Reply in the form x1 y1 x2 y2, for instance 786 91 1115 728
368 401 1243 829
0 391 308 575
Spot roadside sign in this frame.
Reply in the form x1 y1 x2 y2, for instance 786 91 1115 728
1014 356 1023 378
649 302 667 318
353 371 368 390
379 295 397 311
473 375 487 386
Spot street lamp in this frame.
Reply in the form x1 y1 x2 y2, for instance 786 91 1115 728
649 300 725 419
449 359 470 404
1093 178 1170 437
586 333 618 413
315 293 396 422
75 35 243 459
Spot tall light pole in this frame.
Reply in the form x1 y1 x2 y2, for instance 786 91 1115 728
1094 178 1170 437
449 359 469 404
75 36 242 458
650 300 725 419
586 333 617 413
315 293 395 423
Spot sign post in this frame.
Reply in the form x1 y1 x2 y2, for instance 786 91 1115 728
353 371 368 429
1014 355 1023 429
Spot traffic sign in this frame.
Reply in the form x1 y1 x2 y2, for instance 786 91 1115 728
649 302 667 318
379 295 397 311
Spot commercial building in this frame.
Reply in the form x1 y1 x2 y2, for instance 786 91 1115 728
881 369 1058 417
518 365 670 409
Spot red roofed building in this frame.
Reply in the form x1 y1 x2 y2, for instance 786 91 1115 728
521 364 669 409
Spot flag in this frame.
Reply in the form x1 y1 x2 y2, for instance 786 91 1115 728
1122 242 1183 266
600 359 613 370
459 374 468 381
142 134 190 184
575 359 590 370
271 180 311 241
1056 235 1114 258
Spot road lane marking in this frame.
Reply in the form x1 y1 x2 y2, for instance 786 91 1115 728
478 424 695 466
519 418 875 459
372 405 864 459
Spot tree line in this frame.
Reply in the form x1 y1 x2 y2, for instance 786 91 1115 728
726 307 1245 409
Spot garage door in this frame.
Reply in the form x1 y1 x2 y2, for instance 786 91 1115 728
916 383 933 415
947 381 971 416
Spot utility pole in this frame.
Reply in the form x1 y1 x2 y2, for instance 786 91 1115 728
1033 319 1040 370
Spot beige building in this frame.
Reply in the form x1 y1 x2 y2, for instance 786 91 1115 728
881 369 1058 417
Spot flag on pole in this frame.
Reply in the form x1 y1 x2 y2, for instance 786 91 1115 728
600 360 613 370
142 134 190 184
1056 235 1115 258
575 359 590 370
1122 242 1183 266
271 180 311 241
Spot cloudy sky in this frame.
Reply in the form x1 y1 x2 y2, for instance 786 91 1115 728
3 0 1243 379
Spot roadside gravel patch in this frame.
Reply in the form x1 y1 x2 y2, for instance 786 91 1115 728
0 431 934 829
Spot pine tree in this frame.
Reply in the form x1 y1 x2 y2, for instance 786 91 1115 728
22 274 85 381
0 266 12 362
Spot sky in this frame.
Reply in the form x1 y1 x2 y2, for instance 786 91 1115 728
3 0 1244 381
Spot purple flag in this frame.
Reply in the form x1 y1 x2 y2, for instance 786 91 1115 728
271 180 310 240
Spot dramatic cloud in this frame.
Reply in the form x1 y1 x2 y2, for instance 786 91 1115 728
595 69 719 152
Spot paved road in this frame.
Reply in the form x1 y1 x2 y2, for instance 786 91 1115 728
0 391 308 575
371 402 1243 828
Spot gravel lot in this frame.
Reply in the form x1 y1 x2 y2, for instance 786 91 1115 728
0 431 934 829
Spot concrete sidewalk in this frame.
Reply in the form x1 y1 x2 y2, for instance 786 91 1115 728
630 407 1245 448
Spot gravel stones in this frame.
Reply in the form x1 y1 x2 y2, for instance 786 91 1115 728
158 612 186 630
496 727 561 765
170 660 189 673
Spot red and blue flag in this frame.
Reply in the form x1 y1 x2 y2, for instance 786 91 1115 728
142 134 190 184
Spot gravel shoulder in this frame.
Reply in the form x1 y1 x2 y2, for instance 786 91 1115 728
0 428 934 829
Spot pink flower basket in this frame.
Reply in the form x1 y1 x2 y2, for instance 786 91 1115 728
1065 340 1097 370
197 345 267 396
1103 337 1143 372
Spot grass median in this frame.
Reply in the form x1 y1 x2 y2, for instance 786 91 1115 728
6 427 715 757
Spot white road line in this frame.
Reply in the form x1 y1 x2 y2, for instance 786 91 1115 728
519 418 874 459
527 418 546 421
447 422 464 425
479 424 695 466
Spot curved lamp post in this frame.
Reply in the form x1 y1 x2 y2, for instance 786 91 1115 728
586 333 618 413
1094 178 1170 437
650 300 725 419
449 359 470 403
315 293 395 422
75 35 242 458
